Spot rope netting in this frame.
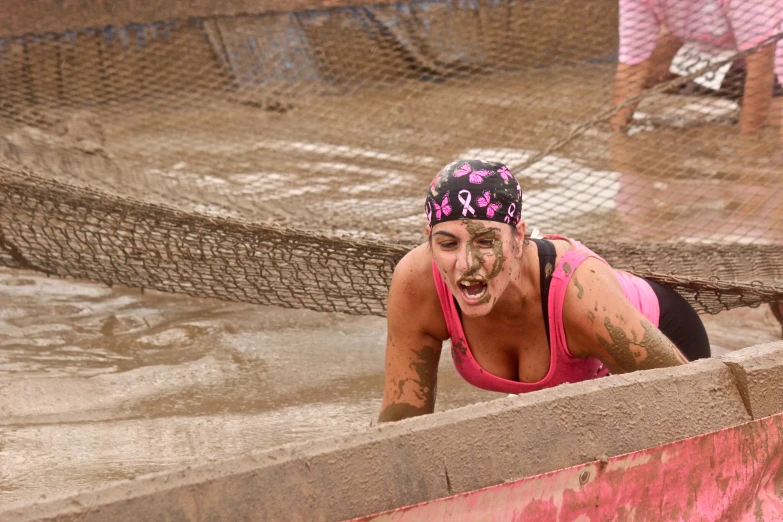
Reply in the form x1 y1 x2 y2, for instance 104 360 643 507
1 0 782 315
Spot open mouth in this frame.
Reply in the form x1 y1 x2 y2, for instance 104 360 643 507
458 279 488 302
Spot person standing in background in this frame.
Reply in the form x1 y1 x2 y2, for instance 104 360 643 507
610 0 783 150
610 0 783 336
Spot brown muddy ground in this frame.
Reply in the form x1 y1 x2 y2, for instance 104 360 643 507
1 266 781 505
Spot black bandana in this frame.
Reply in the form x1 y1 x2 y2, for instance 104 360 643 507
425 159 523 228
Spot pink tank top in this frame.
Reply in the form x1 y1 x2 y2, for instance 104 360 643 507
432 235 660 394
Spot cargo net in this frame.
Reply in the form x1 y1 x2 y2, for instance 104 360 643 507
1 0 783 316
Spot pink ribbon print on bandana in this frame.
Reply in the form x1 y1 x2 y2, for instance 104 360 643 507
425 159 523 228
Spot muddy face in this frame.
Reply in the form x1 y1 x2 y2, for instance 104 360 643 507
430 219 518 317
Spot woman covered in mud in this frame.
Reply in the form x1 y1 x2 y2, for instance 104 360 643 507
378 159 710 423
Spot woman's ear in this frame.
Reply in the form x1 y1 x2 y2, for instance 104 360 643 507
513 220 527 257
515 220 526 238
425 224 432 237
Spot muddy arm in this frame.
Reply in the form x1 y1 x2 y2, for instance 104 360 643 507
563 258 688 374
378 251 444 423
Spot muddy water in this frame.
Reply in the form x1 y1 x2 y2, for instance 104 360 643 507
1 266 780 505
0 267 501 505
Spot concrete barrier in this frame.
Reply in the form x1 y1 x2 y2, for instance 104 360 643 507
353 412 783 521
0 356 755 522
721 341 783 420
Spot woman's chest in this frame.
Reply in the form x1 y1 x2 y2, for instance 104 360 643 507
461 315 552 383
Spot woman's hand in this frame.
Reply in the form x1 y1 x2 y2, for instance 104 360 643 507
563 258 688 374
378 246 445 423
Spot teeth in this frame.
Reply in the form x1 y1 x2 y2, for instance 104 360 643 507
459 281 487 301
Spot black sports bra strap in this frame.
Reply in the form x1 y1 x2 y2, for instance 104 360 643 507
530 238 556 346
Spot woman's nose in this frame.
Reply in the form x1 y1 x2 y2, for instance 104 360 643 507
455 245 472 272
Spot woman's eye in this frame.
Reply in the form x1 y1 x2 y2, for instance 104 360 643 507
478 239 495 248
438 241 457 249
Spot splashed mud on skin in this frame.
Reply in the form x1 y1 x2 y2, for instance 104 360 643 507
463 220 507 304
637 320 689 365
409 345 438 402
574 277 584 299
451 337 468 361
394 378 407 400
464 220 507 278
597 317 688 371
381 345 439 420
378 402 431 422
597 318 642 370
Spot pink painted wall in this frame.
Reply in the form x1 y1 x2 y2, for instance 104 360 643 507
353 412 783 521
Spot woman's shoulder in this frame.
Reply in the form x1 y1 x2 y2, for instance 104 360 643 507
540 234 581 263
393 243 434 284
542 234 602 266
389 243 448 339
390 244 439 306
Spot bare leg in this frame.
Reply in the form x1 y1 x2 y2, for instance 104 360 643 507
740 45 776 136
611 29 682 132
611 62 650 132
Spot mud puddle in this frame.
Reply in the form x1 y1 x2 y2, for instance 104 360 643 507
1 267 780 505
0 267 499 504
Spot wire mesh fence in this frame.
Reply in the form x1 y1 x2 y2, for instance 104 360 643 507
1 0 782 315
